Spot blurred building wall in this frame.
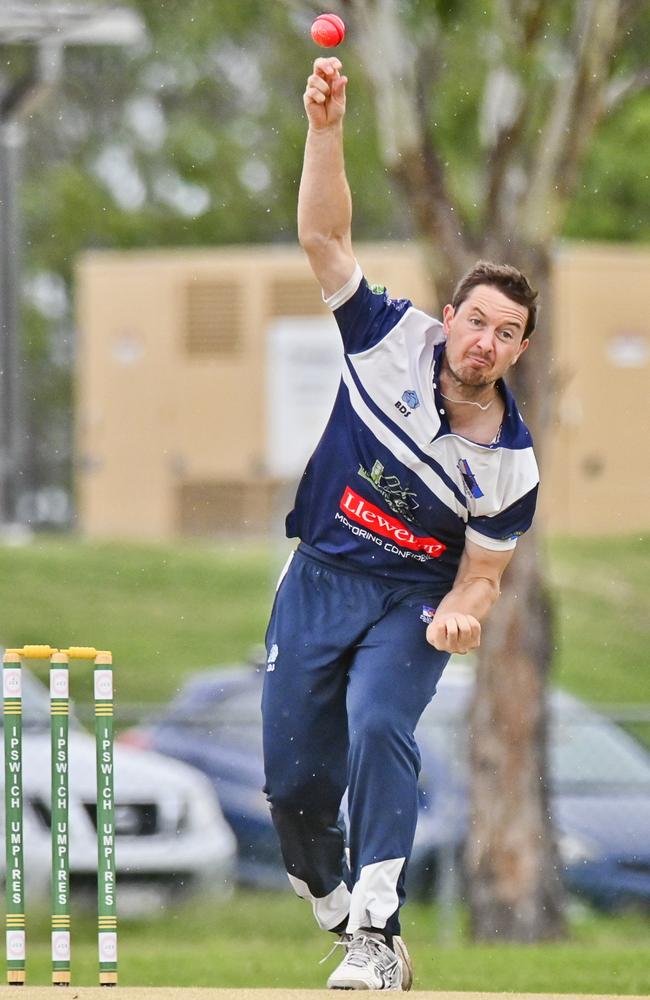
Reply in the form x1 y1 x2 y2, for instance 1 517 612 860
544 243 650 534
75 242 650 539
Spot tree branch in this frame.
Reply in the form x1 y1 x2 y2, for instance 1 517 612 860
483 76 527 235
605 65 650 111
520 0 622 243
554 1 621 201
500 0 548 48
347 0 474 289
617 0 650 33
483 0 548 240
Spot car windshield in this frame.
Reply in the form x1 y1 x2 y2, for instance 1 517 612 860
416 696 650 792
168 672 650 792
169 680 263 752
549 716 650 791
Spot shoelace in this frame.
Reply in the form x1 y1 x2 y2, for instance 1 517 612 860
344 935 389 969
319 934 351 965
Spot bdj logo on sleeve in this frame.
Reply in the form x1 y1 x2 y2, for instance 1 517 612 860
402 390 420 410
266 644 279 672
395 389 420 418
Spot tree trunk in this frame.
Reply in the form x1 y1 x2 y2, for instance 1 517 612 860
464 264 566 940
466 528 566 940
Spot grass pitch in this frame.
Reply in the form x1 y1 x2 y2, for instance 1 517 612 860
13 894 650 994
4 991 650 1000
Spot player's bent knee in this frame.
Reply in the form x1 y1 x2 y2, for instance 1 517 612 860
348 708 416 752
266 777 345 816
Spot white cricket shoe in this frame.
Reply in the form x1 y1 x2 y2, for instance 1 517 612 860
327 931 403 990
393 935 413 991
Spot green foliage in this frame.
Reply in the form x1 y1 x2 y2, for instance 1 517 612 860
393 1 650 242
565 93 650 242
14 0 398 272
12 0 646 281
1 0 649 498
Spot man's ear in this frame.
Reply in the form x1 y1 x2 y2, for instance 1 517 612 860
512 337 530 365
442 303 454 334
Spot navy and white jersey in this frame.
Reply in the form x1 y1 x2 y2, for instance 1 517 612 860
286 264 539 596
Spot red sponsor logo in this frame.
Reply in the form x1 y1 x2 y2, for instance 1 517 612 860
339 487 446 557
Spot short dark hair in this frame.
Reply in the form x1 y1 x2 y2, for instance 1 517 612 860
451 260 538 339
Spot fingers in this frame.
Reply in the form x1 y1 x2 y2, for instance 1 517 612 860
313 56 343 78
303 58 347 128
305 72 330 105
445 614 478 650
305 59 346 105
426 614 481 654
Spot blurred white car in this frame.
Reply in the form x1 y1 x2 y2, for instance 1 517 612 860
1 668 237 915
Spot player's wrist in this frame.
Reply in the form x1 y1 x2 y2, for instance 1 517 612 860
307 119 344 136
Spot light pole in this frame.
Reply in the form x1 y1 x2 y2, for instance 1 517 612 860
0 3 145 527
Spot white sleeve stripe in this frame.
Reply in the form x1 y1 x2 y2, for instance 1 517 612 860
465 526 517 551
323 262 364 310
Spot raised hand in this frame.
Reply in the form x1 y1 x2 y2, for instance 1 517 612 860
303 57 348 131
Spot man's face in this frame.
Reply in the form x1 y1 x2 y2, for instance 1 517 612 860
442 284 530 387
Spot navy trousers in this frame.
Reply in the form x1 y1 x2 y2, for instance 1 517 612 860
262 544 449 937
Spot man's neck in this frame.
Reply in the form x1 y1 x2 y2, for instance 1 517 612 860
439 356 499 408
438 356 504 443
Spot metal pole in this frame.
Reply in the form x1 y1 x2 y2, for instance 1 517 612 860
0 119 26 524
0 39 63 527
0 11 144 527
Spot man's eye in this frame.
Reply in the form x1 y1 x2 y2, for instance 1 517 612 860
470 317 482 326
499 330 513 341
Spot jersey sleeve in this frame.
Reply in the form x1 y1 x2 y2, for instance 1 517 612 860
465 483 539 551
323 263 413 355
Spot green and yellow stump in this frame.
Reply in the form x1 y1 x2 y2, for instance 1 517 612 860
3 645 117 987
3 647 27 986
50 650 71 985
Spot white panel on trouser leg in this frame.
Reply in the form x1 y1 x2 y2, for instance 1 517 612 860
274 550 294 590
347 857 405 932
287 875 351 930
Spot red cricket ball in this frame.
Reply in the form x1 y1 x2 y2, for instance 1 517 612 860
310 13 346 48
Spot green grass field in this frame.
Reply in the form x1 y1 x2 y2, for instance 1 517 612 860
0 536 278 704
0 533 648 706
547 535 650 705
16 892 650 993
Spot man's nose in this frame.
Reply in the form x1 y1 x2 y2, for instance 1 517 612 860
475 328 495 353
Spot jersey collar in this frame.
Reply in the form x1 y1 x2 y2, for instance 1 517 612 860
432 341 532 449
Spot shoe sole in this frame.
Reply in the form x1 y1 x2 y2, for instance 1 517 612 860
393 936 412 991
328 984 399 991
328 972 402 991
